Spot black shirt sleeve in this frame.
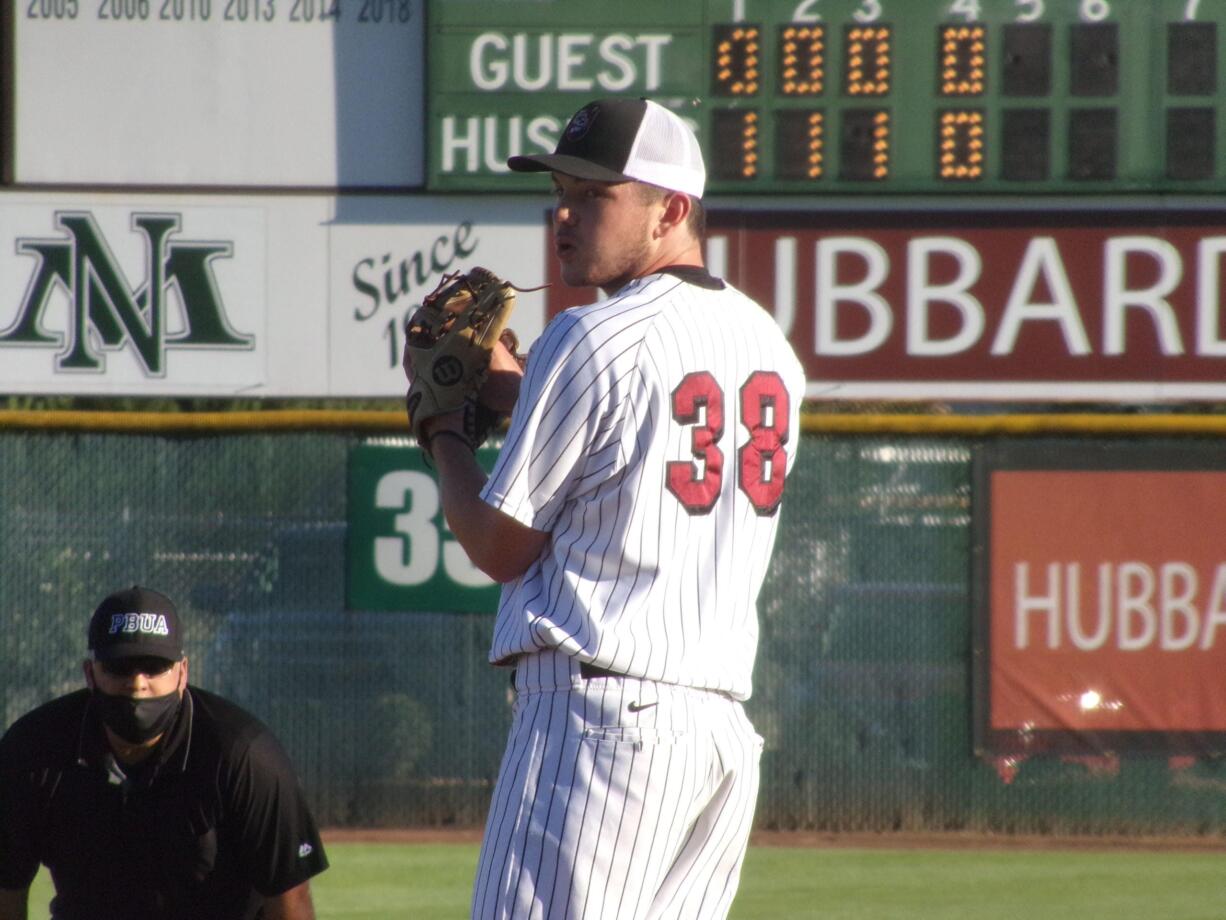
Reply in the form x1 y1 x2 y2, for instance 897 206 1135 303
223 728 328 896
0 722 45 890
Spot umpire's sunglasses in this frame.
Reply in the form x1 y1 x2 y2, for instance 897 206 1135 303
97 657 177 678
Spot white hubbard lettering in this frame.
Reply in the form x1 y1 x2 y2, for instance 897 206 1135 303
805 235 1226 359
815 238 891 356
990 238 1091 355
906 237 984 356
1104 238 1184 356
1013 562 1226 651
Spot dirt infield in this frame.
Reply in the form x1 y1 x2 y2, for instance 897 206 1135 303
321 828 1226 853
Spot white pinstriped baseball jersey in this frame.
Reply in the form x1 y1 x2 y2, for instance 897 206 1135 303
480 268 805 700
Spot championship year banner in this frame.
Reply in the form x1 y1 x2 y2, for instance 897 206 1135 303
13 0 425 187
972 442 1226 757
346 442 501 613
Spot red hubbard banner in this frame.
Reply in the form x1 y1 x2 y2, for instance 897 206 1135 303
989 470 1226 740
545 210 1226 401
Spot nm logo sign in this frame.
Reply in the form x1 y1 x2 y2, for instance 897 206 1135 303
0 205 266 394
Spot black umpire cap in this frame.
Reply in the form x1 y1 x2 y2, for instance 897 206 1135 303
88 585 184 662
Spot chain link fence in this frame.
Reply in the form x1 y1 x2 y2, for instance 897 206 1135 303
2 421 1223 838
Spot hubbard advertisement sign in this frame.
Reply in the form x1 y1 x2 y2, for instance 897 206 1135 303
972 443 1226 756
347 443 500 613
548 209 1226 402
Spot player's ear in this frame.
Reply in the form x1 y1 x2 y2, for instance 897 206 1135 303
83 659 96 690
177 656 190 693
657 191 692 237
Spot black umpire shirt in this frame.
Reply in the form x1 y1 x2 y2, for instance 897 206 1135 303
0 685 328 920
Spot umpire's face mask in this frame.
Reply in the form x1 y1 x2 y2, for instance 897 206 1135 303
93 689 181 744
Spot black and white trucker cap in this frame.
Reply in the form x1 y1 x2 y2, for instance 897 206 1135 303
507 98 706 199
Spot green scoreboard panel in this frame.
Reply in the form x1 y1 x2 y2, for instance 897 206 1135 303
427 0 1226 194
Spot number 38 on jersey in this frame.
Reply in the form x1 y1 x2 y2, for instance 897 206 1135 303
666 370 792 517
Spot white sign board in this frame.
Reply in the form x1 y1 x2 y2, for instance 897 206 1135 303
0 200 272 393
0 191 550 396
326 197 551 395
14 1 425 187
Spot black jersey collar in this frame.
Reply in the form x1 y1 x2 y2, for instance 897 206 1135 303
658 265 726 290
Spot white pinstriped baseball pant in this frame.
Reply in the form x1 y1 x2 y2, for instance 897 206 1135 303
471 650 763 920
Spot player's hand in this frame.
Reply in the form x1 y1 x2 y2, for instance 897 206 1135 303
401 331 422 387
479 336 526 415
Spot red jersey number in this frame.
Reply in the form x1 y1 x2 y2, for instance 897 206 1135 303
738 371 791 515
666 370 791 516
666 371 725 513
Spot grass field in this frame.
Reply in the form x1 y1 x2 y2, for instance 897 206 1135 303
27 840 1225 918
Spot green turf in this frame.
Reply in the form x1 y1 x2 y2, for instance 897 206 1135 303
729 847 1225 920
25 842 1225 919
313 843 478 918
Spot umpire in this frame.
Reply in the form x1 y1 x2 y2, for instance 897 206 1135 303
0 586 328 920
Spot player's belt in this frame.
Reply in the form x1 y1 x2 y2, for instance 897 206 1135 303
507 659 625 688
578 662 624 680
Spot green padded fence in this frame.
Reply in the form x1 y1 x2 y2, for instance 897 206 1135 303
2 417 1224 838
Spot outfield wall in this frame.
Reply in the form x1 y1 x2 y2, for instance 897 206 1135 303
2 412 1224 839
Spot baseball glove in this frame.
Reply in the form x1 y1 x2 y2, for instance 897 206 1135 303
404 267 518 452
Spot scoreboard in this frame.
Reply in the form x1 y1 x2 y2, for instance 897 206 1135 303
428 0 1226 194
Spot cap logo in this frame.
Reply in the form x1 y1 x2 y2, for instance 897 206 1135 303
109 612 171 637
565 106 596 141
